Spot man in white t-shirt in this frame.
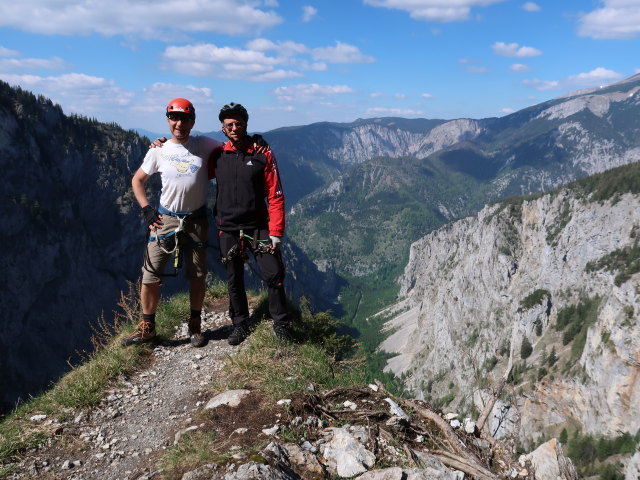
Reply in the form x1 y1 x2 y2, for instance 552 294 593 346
122 98 221 348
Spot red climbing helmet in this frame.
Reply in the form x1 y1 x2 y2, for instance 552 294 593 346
166 98 195 118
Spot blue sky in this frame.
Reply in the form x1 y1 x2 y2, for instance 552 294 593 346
0 0 639 135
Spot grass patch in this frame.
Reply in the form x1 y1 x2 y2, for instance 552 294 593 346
161 430 219 475
0 281 226 469
220 321 366 400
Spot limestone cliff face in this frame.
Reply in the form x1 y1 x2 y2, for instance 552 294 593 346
379 168 640 449
0 87 148 411
326 119 483 165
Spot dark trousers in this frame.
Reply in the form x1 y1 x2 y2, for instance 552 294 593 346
218 229 289 327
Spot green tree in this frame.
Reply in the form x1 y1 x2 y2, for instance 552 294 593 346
520 336 533 359
559 428 568 444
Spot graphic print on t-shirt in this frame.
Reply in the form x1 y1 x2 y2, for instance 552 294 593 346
169 152 200 176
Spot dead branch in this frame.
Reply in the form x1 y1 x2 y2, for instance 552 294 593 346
433 450 499 480
477 350 513 432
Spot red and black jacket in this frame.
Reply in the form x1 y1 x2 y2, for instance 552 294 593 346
208 142 285 237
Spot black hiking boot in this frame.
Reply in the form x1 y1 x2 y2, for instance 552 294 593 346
121 321 156 346
273 323 293 343
228 322 251 346
188 317 206 348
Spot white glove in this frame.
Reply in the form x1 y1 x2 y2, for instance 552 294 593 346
270 236 282 249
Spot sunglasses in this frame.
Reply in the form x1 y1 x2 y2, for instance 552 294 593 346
166 113 195 121
223 121 246 130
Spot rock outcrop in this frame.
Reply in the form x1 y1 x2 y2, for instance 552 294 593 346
378 164 640 468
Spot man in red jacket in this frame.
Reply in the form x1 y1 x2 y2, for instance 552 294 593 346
211 103 291 345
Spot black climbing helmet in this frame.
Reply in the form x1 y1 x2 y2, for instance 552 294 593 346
219 102 249 123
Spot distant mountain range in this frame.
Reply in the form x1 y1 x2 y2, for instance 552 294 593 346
272 74 640 287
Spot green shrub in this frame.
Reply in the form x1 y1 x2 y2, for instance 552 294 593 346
585 239 640 286
519 289 551 312
520 337 533 359
555 297 601 361
559 428 568 444
599 463 624 480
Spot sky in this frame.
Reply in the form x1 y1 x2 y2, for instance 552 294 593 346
0 0 639 135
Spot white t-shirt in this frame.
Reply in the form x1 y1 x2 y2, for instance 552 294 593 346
140 136 222 213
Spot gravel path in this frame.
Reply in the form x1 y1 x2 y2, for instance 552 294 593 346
12 309 236 480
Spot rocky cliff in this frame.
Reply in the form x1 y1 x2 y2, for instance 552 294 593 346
378 162 640 468
0 84 149 412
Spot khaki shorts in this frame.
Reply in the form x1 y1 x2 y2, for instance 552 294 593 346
141 214 208 284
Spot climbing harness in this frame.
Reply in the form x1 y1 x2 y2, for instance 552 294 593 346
142 206 209 278
220 229 280 285
220 229 274 265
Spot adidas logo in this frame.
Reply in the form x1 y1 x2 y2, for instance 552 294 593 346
246 160 253 166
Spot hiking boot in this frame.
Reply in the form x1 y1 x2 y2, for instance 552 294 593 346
228 322 251 346
273 323 293 343
188 317 206 348
121 321 156 346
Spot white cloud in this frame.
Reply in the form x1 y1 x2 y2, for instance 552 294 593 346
510 63 531 73
246 38 309 57
366 107 425 115
421 93 434 98
133 82 216 118
311 42 375 64
0 73 135 112
394 93 407 99
492 42 542 58
500 107 515 114
522 78 560 91
299 61 328 71
0 0 282 38
521 2 540 12
362 0 503 23
578 0 640 39
162 43 302 82
162 40 372 81
272 83 356 103
302 5 318 22
0 46 19 57
0 56 68 72
522 67 624 91
566 67 624 85
370 92 384 98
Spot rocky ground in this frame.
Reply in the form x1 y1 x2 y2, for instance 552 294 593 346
7 308 237 480
5 302 579 480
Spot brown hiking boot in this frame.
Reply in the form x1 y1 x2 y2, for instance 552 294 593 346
188 317 206 348
121 321 156 346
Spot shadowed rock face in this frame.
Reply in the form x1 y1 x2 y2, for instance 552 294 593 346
0 83 148 412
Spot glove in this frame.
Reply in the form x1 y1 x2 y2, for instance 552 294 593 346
270 236 282 249
141 205 160 226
